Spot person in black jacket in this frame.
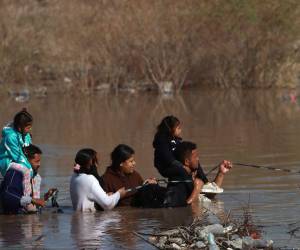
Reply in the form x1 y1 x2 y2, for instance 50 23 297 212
164 141 232 207
153 116 207 180
153 115 208 203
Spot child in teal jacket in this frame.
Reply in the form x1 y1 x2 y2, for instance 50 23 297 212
0 109 33 177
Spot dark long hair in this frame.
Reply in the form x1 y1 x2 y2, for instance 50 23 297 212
74 148 98 174
110 144 134 171
13 108 33 134
83 148 98 166
155 115 180 139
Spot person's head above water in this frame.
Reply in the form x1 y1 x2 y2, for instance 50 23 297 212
110 144 136 174
174 141 199 171
81 148 98 167
74 148 98 174
156 115 181 138
13 108 33 135
24 144 42 173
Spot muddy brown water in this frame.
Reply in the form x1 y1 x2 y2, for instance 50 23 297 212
0 88 300 249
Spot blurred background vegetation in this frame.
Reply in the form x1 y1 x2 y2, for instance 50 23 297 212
0 0 299 94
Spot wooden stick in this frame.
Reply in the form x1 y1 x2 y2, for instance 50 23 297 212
132 231 160 249
233 162 300 174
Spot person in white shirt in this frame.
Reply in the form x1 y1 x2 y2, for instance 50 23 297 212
70 148 126 212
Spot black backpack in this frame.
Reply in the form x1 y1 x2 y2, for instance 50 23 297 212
131 184 167 208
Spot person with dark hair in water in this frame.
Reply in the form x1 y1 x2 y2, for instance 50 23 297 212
78 148 104 187
153 115 210 204
70 148 126 212
164 141 232 207
0 109 33 177
73 148 105 211
153 116 208 182
0 144 55 214
102 144 164 207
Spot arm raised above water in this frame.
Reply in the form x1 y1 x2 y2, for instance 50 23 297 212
88 179 121 210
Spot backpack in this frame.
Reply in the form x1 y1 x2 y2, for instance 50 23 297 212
163 181 194 207
131 184 167 208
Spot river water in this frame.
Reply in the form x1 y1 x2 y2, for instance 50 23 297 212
0 88 300 249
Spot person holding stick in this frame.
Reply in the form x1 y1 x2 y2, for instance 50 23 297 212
164 141 232 207
102 144 165 207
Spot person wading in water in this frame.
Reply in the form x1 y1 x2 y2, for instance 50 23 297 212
164 141 232 207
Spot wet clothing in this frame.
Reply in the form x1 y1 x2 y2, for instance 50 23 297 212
153 133 208 183
131 184 167 208
0 168 41 214
153 132 209 207
102 166 166 208
0 124 32 177
102 167 143 206
162 166 208 207
164 175 194 207
70 173 120 212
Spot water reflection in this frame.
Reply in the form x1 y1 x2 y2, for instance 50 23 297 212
70 207 200 249
0 214 44 249
71 211 122 249
0 89 300 248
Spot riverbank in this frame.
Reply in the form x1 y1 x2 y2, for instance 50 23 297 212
0 89 300 248
1 79 300 103
0 0 299 92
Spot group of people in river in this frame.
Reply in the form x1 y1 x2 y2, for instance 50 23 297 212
0 109 232 214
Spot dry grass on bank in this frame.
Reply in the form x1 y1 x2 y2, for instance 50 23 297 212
0 0 299 93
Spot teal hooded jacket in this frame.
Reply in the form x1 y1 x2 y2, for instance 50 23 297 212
0 124 32 177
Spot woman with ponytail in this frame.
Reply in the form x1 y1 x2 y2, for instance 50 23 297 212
70 148 126 212
0 109 33 177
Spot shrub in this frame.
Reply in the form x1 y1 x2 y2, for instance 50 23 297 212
0 0 299 92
